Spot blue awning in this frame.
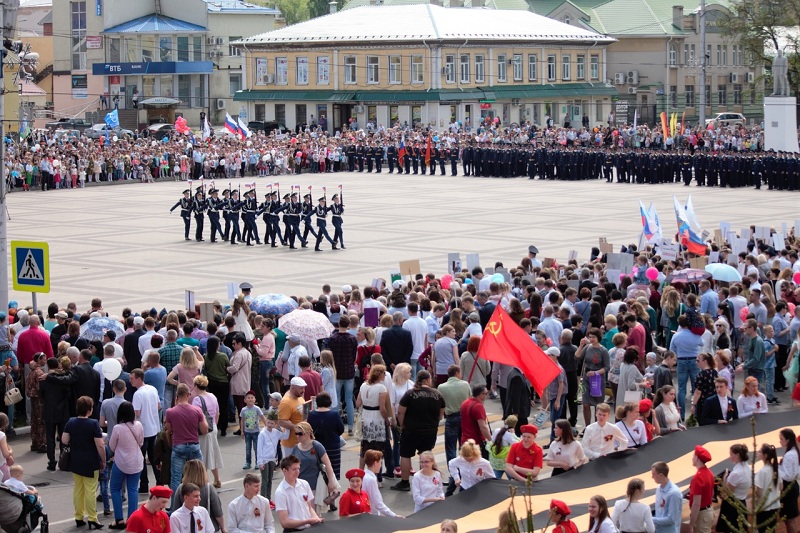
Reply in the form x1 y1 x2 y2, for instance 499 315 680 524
92 62 214 75
104 14 207 34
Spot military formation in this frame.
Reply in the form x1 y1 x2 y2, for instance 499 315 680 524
170 184 345 251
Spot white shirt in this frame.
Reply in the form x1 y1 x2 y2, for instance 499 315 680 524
137 330 156 360
545 440 587 469
736 393 768 418
274 478 314 529
727 462 752 499
411 470 444 512
615 420 648 448
448 456 495 490
754 465 782 510
363 469 396 517
170 504 212 533
227 493 275 533
93 358 118 399
403 316 428 359
132 384 161 438
3 478 29 493
286 345 307 377
105 342 125 361
612 500 655 533
581 421 629 460
462 322 483 340
257 427 288 465
779 448 800 483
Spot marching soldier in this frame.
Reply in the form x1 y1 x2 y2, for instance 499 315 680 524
170 188 192 241
207 188 223 243
330 193 345 249
268 191 286 247
259 193 272 243
229 189 242 245
242 189 261 246
314 196 337 251
221 189 232 241
281 193 292 245
302 193 318 243
287 192 306 249
192 187 206 242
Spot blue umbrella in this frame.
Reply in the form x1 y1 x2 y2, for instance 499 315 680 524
249 293 298 316
79 317 125 342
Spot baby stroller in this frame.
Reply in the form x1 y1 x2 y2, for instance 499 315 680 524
0 484 48 533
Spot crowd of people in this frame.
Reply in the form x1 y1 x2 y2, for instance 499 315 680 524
4 117 796 194
1 216 800 531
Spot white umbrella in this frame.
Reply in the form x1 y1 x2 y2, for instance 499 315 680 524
704 263 742 283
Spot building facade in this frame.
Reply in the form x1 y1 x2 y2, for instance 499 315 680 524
233 4 617 132
51 0 281 129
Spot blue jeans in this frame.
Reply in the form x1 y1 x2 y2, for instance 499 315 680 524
170 443 202 491
765 367 775 400
259 360 273 405
336 378 354 429
244 432 258 466
98 452 112 512
676 358 700 420
444 414 462 496
494 469 507 479
111 463 141 520
748 368 766 395
549 397 565 442
410 359 424 381
164 384 176 410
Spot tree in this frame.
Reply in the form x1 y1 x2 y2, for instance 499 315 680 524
307 0 340 19
250 0 311 24
718 0 800 96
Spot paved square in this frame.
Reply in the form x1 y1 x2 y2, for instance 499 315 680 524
6 174 797 311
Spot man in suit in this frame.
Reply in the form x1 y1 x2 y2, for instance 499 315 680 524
379 312 413 374
74 349 102 418
123 316 146 371
700 377 738 426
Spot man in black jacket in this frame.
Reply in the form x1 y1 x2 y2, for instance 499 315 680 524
123 316 145 371
379 312 413 374
700 377 738 426
74 349 101 418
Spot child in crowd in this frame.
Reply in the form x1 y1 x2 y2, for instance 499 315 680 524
257 411 289 500
763 325 778 403
240 390 267 470
4 465 43 510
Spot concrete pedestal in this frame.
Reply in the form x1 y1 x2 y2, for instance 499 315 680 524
764 96 800 152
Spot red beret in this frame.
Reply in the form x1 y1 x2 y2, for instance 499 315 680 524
346 468 365 479
520 424 538 436
551 499 571 516
695 445 712 463
638 399 653 413
150 486 173 499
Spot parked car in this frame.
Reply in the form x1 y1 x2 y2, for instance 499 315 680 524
704 113 746 128
247 120 287 135
145 123 174 137
85 124 134 139
44 118 92 131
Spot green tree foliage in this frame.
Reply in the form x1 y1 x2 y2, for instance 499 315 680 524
249 0 311 24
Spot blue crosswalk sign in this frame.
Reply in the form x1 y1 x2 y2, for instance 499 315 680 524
11 241 50 293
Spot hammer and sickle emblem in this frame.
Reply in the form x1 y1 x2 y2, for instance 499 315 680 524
486 316 502 337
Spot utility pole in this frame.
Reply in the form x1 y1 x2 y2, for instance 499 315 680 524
699 0 707 125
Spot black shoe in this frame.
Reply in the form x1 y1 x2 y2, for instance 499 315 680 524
315 248 321 252
96 495 103 502
185 238 191 241
301 243 308 248
47 463 56 471
390 480 411 491
340 245 346 249
271 244 277 248
289 246 297 249
382 472 395 479
219 431 226 437
246 243 254 246
76 520 87 528
138 486 149 494
332 245 338 250
87 521 104 530
231 242 238 245
233 430 242 436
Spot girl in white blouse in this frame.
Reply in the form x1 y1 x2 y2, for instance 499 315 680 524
737 376 768 418
448 440 495 491
615 404 648 448
411 451 445 513
717 444 751 533
587 495 616 533
545 420 587 476
611 478 655 533
779 429 800 533
754 444 782 533
362 450 400 518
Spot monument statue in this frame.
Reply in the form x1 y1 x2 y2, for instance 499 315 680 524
772 49 790 96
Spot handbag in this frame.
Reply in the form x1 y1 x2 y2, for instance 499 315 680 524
352 409 363 441
623 390 642 404
198 396 215 432
4 387 22 406
58 445 71 472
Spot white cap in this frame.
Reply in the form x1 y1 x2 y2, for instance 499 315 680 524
133 316 145 326
545 346 560 357
290 376 307 387
392 280 403 290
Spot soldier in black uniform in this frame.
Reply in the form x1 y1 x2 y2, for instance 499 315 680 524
375 143 383 173
221 189 232 241
387 143 396 174
258 193 272 243
356 144 365 172
366 144 374 173
330 193 345 249
313 196 337 251
287 192 306 249
301 193 318 243
281 193 292 244
229 190 242 245
192 188 206 242
462 143 472 176
170 189 193 241
207 188 223 243
450 145 459 176
268 191 286 247
347 143 357 172
420 143 428 175
411 144 419 174
242 189 261 246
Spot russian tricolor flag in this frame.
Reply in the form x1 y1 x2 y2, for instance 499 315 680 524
224 113 240 137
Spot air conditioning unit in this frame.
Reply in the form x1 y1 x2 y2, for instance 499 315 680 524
216 98 226 110
627 87 637 94
511 98 520 106
627 70 639 85
264 73 275 84
729 72 739 83
354 105 365 113
215 51 225 58
614 72 626 85
207 37 215 45
746 72 754 83
215 37 224 45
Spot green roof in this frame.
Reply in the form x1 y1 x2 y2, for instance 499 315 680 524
235 83 615 103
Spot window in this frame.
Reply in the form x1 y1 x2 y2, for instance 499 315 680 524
140 35 154 63
590 55 599 79
733 84 742 104
706 44 712 66
475 55 484 82
296 57 309 85
750 87 756 105
497 54 507 82
344 56 356 84
193 36 202 62
670 85 677 107
389 55 401 83
512 54 522 81
547 55 556 81
705 85 711 106
229 36 241 57
110 38 121 63
718 85 727 105
411 55 423 84
669 45 677 66
229 73 241 96
691 45 696 63
576 56 585 79
445 54 455 83
317 56 329 85
295 104 306 125
686 85 695 106
275 104 285 125
255 104 266 121
159 37 172 62
684 44 690 65
564 14 570 24
177 37 189 62
460 54 470 83
528 54 537 81
722 45 727 66
276 57 288 85
716 45 721 66
367 56 379 84
178 75 190 106
71 1 87 71
562 55 571 80
732 45 738 66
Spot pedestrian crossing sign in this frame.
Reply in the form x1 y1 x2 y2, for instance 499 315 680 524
11 241 50 293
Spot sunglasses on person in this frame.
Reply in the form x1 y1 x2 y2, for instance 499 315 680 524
295 432 305 437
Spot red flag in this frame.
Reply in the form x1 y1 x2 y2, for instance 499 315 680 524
477 305 561 396
425 136 432 166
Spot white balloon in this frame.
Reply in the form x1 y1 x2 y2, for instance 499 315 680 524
112 135 118 142
102 357 122 381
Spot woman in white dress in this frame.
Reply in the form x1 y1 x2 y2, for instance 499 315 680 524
611 478 655 533
587 495 616 533
192 375 223 488
231 295 254 343
356 365 389 470
447 440 494 492
411 451 445 513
